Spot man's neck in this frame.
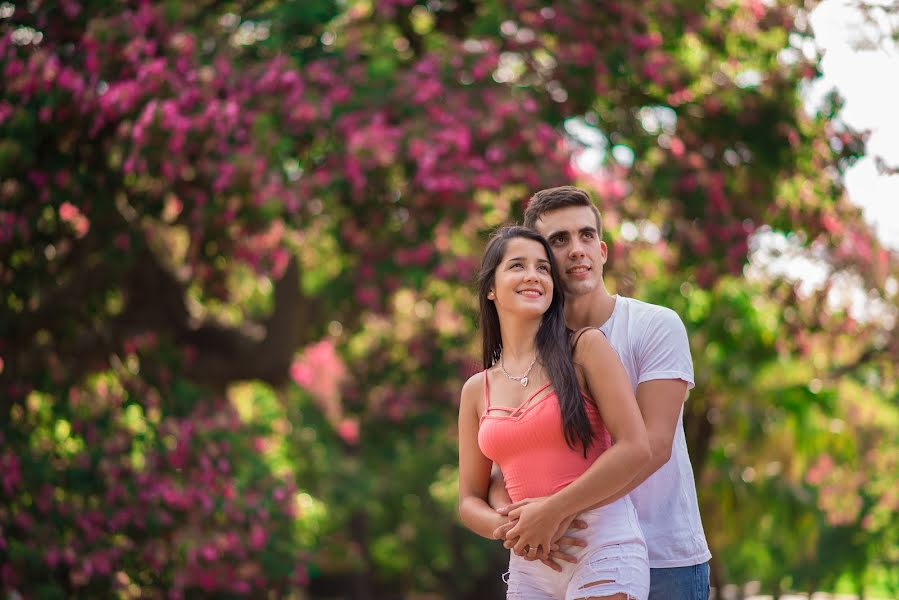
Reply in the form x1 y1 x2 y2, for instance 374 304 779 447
564 288 617 330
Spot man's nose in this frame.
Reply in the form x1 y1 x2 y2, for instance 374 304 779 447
569 239 586 258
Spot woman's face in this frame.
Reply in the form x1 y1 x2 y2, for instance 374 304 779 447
490 237 554 319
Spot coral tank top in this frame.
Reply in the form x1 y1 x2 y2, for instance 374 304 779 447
477 371 612 503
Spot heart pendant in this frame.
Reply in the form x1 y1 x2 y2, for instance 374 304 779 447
520 377 528 387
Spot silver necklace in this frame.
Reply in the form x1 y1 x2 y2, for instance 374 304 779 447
499 353 538 387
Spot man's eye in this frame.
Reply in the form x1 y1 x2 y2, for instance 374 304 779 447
583 232 594 239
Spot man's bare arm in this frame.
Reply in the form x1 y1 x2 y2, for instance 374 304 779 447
587 378 688 507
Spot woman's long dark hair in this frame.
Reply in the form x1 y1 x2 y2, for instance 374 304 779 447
477 226 593 455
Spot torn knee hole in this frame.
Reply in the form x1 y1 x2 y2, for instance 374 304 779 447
578 578 615 589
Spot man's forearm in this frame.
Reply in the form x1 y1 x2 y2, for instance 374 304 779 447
583 452 667 511
490 451 663 515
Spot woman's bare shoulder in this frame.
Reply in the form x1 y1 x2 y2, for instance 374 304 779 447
572 327 612 359
460 370 486 407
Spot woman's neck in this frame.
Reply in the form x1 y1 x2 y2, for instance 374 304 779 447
497 315 540 367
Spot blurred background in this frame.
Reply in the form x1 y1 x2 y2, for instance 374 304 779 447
1 0 898 598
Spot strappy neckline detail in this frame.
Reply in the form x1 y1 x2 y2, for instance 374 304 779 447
481 370 555 421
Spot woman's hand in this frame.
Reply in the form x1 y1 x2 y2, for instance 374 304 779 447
499 498 587 551
493 498 588 571
504 497 566 560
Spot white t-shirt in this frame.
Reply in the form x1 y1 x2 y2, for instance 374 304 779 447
598 295 712 569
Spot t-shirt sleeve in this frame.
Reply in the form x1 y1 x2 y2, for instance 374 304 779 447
636 307 695 390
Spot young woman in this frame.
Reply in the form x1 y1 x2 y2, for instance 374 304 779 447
458 226 652 600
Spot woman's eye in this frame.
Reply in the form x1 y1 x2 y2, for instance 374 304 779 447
538 265 549 271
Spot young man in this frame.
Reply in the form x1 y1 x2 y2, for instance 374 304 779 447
490 186 711 599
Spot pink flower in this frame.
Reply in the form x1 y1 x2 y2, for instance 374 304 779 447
630 32 662 51
249 523 267 550
233 581 251 594
412 78 443 104
807 454 835 486
1 452 21 494
290 340 347 407
270 247 289 278
45 548 60 568
58 202 90 238
337 418 360 446
201 544 218 562
292 564 309 585
35 484 53 513
61 0 81 18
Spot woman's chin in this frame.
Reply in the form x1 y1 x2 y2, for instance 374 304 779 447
500 305 550 320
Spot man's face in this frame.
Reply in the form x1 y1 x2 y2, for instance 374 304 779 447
532 206 607 298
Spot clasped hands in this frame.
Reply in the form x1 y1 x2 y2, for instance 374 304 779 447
491 496 588 572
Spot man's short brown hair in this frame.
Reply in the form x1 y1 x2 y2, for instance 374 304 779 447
523 186 603 237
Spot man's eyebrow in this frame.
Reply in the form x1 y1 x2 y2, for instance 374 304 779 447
545 226 596 240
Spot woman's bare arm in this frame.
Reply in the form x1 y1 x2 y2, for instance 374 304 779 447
458 374 510 539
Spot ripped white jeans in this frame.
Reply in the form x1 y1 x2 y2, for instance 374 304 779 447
504 496 649 600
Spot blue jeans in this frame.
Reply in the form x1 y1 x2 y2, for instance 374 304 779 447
649 562 710 600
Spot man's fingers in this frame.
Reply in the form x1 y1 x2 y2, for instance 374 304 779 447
498 498 534 515
570 519 587 529
549 549 579 564
492 522 514 540
497 499 533 515
537 549 579 572
539 558 563 572
556 535 587 547
506 523 520 540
